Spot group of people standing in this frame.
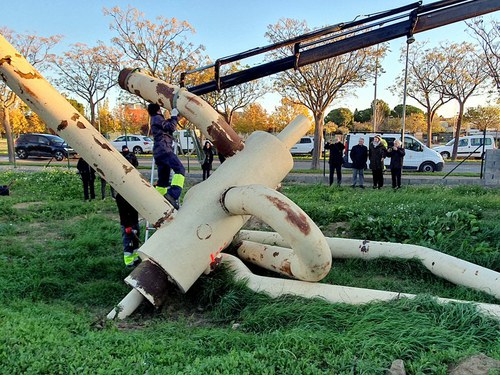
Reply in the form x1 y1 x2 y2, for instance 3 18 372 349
326 134 405 190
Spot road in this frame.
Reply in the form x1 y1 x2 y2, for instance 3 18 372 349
0 154 482 174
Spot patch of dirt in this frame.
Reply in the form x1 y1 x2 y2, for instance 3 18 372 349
242 216 273 232
13 201 44 209
448 353 500 375
322 221 351 237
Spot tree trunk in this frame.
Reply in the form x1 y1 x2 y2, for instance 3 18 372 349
311 112 324 170
426 111 432 148
1 109 16 163
451 102 465 161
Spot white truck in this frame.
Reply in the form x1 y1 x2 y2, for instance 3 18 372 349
344 132 444 172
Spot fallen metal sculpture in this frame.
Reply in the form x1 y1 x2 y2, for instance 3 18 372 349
1 34 498 321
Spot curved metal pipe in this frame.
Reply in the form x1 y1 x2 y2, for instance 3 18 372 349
235 230 500 300
223 254 500 319
224 185 331 282
118 68 244 158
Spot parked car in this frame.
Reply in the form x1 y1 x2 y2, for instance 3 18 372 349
290 136 315 155
110 135 153 154
15 133 77 161
344 132 444 172
433 135 496 159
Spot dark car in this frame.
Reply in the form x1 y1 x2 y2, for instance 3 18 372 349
15 133 77 161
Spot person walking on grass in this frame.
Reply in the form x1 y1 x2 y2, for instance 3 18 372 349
350 137 368 188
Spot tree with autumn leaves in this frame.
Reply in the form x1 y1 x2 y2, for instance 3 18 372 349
265 18 381 169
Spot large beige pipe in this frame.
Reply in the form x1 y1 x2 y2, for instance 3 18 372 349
118 68 244 158
108 116 313 319
223 254 500 319
224 185 331 281
235 230 500 300
0 35 173 226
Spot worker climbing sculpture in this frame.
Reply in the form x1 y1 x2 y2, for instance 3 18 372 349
1 0 499 321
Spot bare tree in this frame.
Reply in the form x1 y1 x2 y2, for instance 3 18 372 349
466 18 500 95
391 42 452 147
436 42 488 160
104 6 204 83
202 63 268 126
51 43 122 128
265 19 380 169
0 28 61 162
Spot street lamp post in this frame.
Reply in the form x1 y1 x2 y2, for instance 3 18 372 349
401 36 415 143
372 45 379 133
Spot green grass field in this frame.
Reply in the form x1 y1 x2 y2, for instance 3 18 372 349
0 170 498 374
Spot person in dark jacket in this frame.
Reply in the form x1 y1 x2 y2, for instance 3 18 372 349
369 135 387 189
201 141 214 180
325 136 345 186
115 147 140 267
148 103 185 209
76 157 96 201
121 145 138 168
349 137 368 188
116 193 140 268
386 139 405 189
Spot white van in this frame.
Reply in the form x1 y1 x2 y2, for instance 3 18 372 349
344 133 444 172
173 129 196 154
433 135 496 159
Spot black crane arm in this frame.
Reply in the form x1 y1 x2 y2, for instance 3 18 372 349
182 0 499 96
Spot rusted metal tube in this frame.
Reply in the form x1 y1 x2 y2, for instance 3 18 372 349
0 35 174 225
224 185 331 281
223 254 500 320
235 230 500 300
118 68 244 158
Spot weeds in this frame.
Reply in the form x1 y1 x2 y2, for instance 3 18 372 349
0 170 499 374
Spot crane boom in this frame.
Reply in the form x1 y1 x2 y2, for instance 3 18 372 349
183 0 499 95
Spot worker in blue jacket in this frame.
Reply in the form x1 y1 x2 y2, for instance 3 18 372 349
148 103 185 209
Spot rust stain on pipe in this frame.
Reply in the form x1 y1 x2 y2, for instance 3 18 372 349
118 68 134 90
15 69 43 80
266 195 311 235
0 56 13 66
93 136 113 151
58 121 68 131
128 260 169 306
207 116 244 157
280 260 293 277
360 240 370 253
122 165 134 174
156 83 175 108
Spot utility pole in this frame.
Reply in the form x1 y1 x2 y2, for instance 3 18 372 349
401 36 415 143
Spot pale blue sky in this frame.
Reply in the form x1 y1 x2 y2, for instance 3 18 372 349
3 0 498 117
